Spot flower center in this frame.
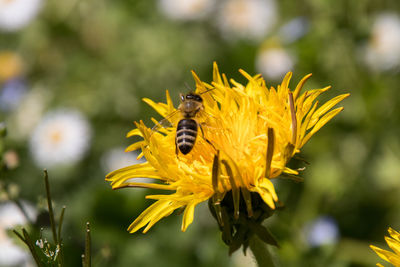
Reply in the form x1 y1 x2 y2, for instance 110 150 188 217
49 130 63 145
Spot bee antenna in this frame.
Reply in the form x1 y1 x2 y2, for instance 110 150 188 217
184 82 194 93
184 82 216 101
198 88 215 95
198 88 216 102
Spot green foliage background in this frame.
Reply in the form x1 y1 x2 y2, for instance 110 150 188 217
1 0 400 266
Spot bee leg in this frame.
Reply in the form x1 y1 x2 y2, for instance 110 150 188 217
199 123 217 151
175 138 182 160
175 138 179 157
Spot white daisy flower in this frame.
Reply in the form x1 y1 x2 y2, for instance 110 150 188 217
255 46 295 80
158 0 215 21
304 216 339 247
216 0 277 41
0 0 43 32
29 109 91 169
364 13 400 72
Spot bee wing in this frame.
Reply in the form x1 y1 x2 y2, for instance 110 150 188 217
151 109 181 133
198 109 218 125
198 110 226 133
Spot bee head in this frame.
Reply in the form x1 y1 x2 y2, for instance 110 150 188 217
185 93 203 103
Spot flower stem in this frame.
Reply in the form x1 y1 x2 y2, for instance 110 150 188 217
249 236 276 267
84 222 91 267
44 169 58 245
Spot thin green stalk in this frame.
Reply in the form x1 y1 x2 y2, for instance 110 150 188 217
249 236 276 267
13 199 34 225
44 169 58 245
84 222 91 267
57 206 66 243
13 228 44 267
82 255 86 267
57 206 66 267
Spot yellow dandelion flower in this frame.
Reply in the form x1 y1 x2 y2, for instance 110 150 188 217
370 227 400 267
106 63 349 245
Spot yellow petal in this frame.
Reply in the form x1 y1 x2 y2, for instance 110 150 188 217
300 86 331 115
213 61 223 84
258 179 278 201
125 141 145 152
370 245 400 265
309 93 350 125
128 200 182 233
142 98 170 118
385 236 400 256
127 201 170 233
182 202 196 232
293 73 312 100
142 202 182 233
300 100 319 137
115 182 174 190
280 72 293 93
254 187 275 209
146 194 195 201
105 163 162 188
165 90 174 111
301 107 344 147
389 227 400 243
126 128 142 138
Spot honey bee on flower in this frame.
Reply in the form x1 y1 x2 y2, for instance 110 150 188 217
150 91 217 155
106 63 349 252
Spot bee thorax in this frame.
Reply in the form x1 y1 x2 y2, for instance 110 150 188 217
180 101 202 118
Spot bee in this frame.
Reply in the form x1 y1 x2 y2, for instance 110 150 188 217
152 90 215 155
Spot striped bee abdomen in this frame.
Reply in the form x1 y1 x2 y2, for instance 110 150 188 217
176 119 198 155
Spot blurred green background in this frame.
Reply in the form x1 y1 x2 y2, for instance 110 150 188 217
1 0 400 266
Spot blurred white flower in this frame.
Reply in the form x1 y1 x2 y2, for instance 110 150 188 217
255 46 295 80
278 17 309 44
0 0 43 32
231 249 257 267
365 13 400 72
29 109 91 169
158 0 215 21
0 201 36 267
304 216 339 247
0 201 36 229
216 0 277 41
0 232 32 267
